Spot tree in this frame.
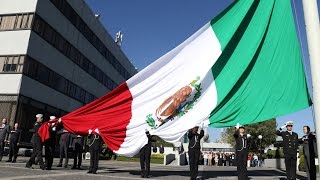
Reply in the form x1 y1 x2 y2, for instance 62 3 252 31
221 118 277 152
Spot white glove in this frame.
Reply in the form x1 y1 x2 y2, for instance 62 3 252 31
94 128 99 134
52 127 56 131
247 134 251 138
88 129 92 134
279 125 286 131
58 118 62 123
52 123 55 127
235 123 240 129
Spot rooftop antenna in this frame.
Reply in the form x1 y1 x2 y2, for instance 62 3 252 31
115 31 123 46
95 14 100 19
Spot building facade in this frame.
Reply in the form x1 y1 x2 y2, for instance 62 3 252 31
0 0 137 143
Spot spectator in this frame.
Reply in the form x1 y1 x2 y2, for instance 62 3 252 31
203 152 208 166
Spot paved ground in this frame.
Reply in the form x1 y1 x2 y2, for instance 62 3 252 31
0 157 310 180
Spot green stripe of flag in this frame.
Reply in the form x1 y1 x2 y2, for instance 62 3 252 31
209 0 311 127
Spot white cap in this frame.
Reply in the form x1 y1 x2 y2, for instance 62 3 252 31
286 121 293 126
36 114 43 118
49 116 56 120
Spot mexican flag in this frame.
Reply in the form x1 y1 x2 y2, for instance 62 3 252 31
39 0 311 156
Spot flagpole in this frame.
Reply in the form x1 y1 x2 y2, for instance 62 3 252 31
302 0 320 173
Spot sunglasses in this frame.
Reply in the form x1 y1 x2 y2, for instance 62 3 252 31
287 125 293 127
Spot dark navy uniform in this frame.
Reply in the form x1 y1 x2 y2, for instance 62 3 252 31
159 145 164 154
234 129 249 180
140 131 156 178
57 130 71 168
45 127 56 170
188 129 204 180
276 130 299 180
88 134 102 174
71 135 84 169
7 128 22 162
302 132 316 180
26 122 45 170
0 123 10 161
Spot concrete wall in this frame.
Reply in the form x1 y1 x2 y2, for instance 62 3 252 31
263 158 319 171
164 154 175 165
0 74 22 94
264 159 287 170
0 0 37 14
0 31 31 55
179 153 187 165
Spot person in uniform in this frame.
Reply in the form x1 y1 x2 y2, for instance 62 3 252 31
302 126 316 180
159 144 164 154
45 116 57 170
26 114 45 170
57 128 72 168
87 128 102 174
234 123 251 180
0 118 10 161
276 121 299 180
6 123 21 163
71 134 84 169
188 126 204 180
140 130 156 178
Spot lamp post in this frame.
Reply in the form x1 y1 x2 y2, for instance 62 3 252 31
258 135 263 167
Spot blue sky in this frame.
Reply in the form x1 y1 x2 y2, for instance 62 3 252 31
86 0 318 141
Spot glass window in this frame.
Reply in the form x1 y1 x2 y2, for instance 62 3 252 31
107 79 113 90
32 16 45 35
80 58 89 71
43 25 54 43
0 56 6 71
0 15 15 30
37 64 49 84
56 75 66 93
15 14 23 29
88 63 94 76
21 14 30 28
1 56 25 73
27 14 34 28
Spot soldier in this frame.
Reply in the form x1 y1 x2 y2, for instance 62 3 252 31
6 123 21 163
57 128 71 168
0 118 10 161
87 128 102 174
26 114 45 170
234 123 251 180
159 144 164 154
188 126 204 180
45 116 57 170
276 121 299 180
140 130 156 178
71 134 84 169
302 126 316 180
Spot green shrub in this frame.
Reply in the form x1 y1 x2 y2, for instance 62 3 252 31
116 154 164 164
266 149 284 159
298 153 305 172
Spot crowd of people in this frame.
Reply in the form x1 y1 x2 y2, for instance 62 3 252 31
0 114 102 174
0 115 317 180
202 152 235 166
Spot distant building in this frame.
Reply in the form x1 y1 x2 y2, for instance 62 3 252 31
0 0 137 143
